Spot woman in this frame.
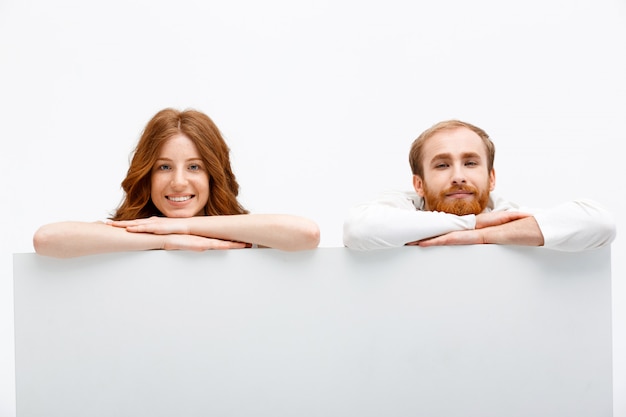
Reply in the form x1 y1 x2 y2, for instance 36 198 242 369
34 108 320 258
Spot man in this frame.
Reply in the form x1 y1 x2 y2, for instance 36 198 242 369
343 120 616 251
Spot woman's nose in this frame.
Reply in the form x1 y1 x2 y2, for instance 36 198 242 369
170 169 188 187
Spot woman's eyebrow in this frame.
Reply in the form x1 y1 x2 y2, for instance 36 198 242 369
155 157 203 162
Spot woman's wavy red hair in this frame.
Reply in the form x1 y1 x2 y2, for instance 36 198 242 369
112 108 248 220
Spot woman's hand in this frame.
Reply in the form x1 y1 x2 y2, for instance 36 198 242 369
110 213 320 252
108 217 251 251
108 217 190 235
162 233 250 251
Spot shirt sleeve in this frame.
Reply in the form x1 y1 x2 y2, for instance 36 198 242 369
343 191 476 250
530 199 616 251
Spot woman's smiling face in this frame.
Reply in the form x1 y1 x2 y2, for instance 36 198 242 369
150 133 209 218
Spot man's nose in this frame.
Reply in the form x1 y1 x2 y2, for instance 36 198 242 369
451 165 466 184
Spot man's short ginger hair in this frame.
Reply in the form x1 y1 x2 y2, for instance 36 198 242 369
409 120 496 178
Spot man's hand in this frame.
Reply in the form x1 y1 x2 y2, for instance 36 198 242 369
406 212 544 248
474 211 532 229
407 229 486 247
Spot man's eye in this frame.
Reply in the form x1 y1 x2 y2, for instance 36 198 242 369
466 161 478 166
435 163 448 169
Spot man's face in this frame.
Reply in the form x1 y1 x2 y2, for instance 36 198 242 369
412 127 495 215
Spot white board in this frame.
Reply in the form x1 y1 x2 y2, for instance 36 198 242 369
13 246 613 417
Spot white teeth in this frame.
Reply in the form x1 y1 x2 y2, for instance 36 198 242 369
167 196 192 202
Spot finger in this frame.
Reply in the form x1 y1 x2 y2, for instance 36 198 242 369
124 225 150 233
416 237 438 247
191 238 249 250
106 220 126 228
108 220 142 228
218 241 249 249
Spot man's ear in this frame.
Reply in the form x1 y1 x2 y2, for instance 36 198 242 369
489 169 496 191
413 175 425 197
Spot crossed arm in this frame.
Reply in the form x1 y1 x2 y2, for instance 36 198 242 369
33 214 320 258
407 211 543 247
343 194 615 251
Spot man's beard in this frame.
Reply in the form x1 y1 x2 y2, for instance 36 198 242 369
423 184 490 215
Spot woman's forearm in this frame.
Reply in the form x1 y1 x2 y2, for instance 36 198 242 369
186 214 320 251
33 221 165 258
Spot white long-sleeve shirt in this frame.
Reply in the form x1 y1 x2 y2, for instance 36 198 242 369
343 191 616 252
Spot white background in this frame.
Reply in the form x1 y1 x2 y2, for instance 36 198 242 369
1 0 624 416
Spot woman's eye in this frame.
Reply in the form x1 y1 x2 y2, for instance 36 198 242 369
189 164 200 171
158 164 171 170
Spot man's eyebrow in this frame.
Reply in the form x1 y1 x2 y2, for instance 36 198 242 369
429 152 483 163
460 152 482 159
430 152 452 162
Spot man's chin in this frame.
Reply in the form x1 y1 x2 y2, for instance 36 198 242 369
434 199 483 216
